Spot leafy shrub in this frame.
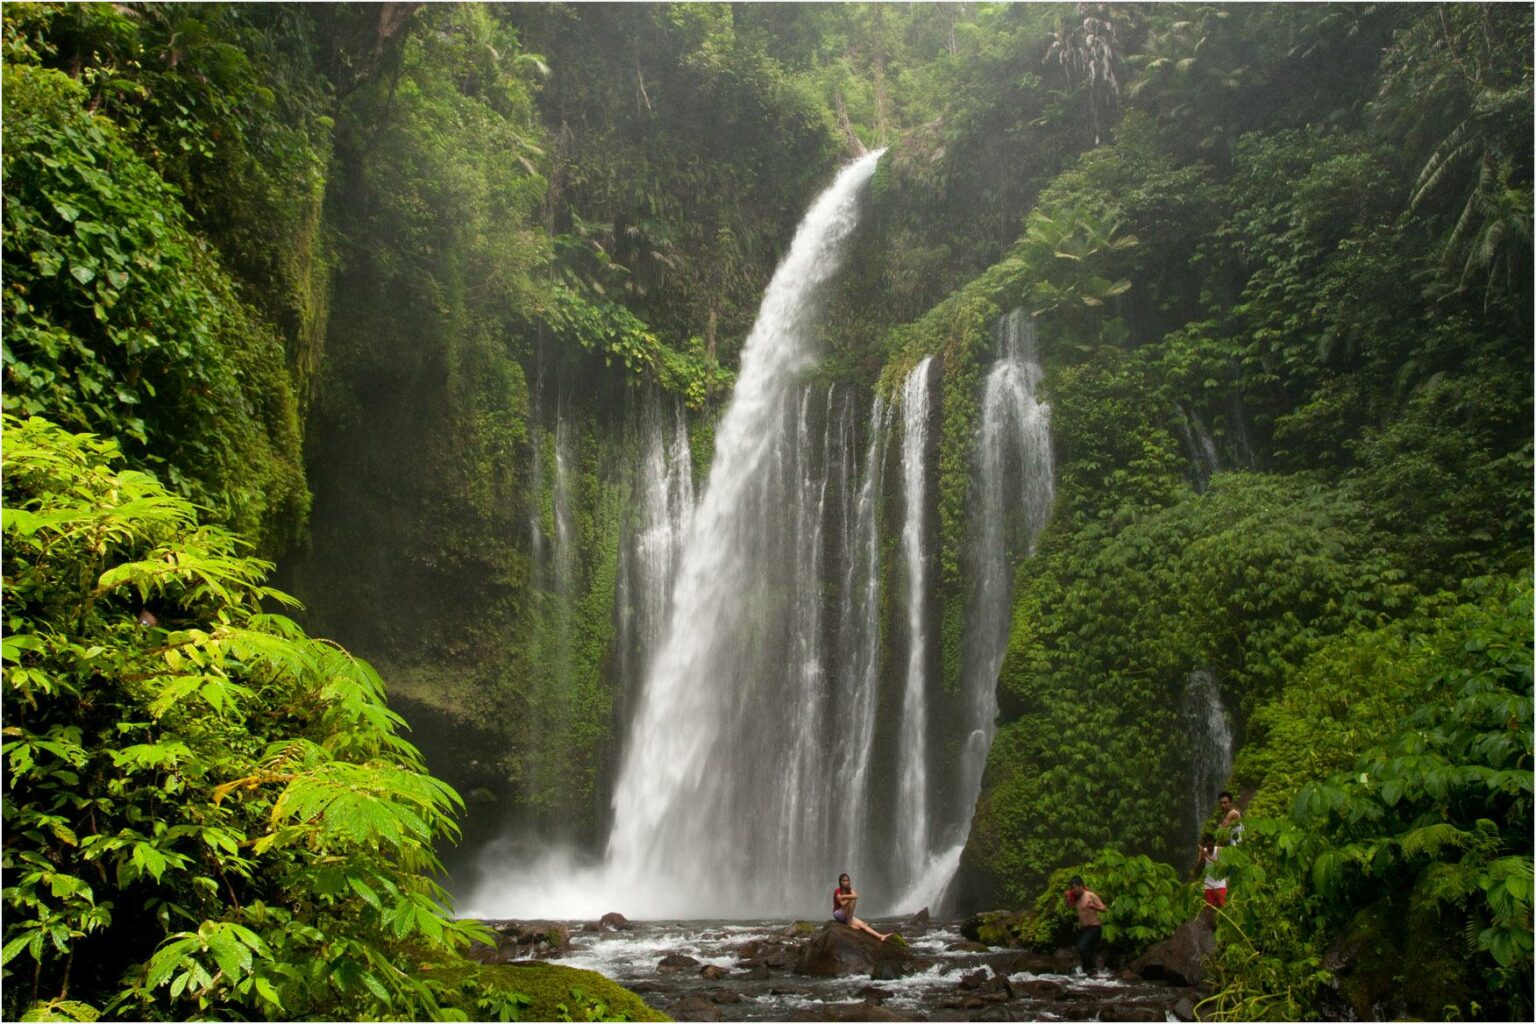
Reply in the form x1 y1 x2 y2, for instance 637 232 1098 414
1019 848 1201 959
1203 577 1533 1021
1 416 497 1021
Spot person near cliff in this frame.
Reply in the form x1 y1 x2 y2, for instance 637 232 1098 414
1065 875 1107 974
832 873 891 941
1218 791 1245 844
1197 832 1228 908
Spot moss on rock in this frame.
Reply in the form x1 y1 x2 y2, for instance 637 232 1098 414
428 961 670 1022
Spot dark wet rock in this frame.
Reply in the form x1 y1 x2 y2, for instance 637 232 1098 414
795 923 915 978
970 1004 1020 1022
598 911 631 931
909 906 931 927
699 964 730 980
994 949 1069 976
958 910 1023 947
857 985 889 1003
1016 978 1064 1000
467 920 572 962
946 940 990 953
658 953 702 975
669 994 722 1021
735 962 770 980
804 1007 921 1019
869 959 910 981
982 973 1014 999
958 969 990 990
769 983 817 996
705 987 742 1004
1127 916 1215 987
1172 995 1197 1021
624 980 666 995
1101 1002 1172 1021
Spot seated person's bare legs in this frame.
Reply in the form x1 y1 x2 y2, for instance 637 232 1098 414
840 900 890 942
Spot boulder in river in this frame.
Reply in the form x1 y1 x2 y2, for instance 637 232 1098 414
958 909 1025 946
473 920 572 961
669 994 722 1021
1127 916 1215 986
658 953 702 975
598 911 632 931
795 923 915 978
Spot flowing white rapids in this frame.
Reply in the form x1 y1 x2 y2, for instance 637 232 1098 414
462 151 887 920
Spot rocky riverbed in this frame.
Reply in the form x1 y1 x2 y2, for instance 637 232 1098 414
466 915 1201 1021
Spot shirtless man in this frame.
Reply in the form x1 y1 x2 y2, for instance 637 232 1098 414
1065 875 1107 974
1218 791 1244 844
832 873 891 942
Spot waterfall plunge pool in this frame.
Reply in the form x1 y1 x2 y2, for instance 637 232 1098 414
460 916 1190 1022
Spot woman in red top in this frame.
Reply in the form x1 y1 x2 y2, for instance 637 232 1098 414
832 873 892 941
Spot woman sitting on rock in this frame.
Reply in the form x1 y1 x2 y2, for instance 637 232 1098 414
833 873 892 941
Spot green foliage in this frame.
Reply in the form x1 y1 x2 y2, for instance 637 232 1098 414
1 59 308 552
967 471 1411 902
1 416 492 1021
1204 577 1533 1021
1020 849 1201 958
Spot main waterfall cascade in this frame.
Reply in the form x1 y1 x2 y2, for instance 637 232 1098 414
462 155 1059 920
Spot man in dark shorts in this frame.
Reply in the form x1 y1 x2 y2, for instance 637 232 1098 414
1065 875 1107 974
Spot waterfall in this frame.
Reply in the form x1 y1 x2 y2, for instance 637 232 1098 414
613 392 695 754
601 150 886 917
831 396 890 879
894 356 936 887
896 308 1056 913
1174 405 1220 493
1182 669 1234 843
957 310 1053 824
552 410 577 599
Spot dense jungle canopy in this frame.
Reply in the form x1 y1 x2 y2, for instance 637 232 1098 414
2 3 1531 1021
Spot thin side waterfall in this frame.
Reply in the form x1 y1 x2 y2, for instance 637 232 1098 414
552 410 577 601
1182 669 1234 843
831 395 890 878
614 392 695 750
895 355 936 887
777 386 835 877
600 150 886 917
955 310 1054 832
897 308 1056 913
1174 405 1221 493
